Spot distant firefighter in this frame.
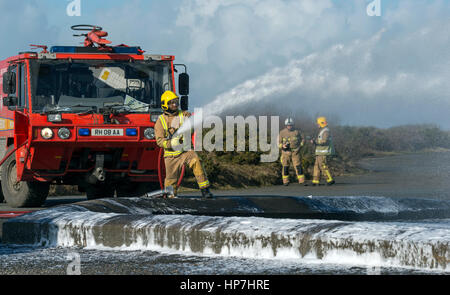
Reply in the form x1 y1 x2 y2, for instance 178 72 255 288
155 90 213 198
278 117 305 186
311 116 335 186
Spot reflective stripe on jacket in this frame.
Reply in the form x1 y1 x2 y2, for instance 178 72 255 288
159 111 185 157
315 127 335 156
278 128 303 150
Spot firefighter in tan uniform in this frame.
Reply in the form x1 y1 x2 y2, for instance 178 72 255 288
154 91 213 198
311 116 335 186
278 117 305 186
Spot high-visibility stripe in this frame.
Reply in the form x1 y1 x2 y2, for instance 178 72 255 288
297 175 305 179
282 175 289 179
159 115 168 132
159 111 184 133
160 111 185 157
312 180 320 184
164 150 183 157
316 127 335 156
325 170 333 182
179 111 184 125
316 145 331 155
198 180 210 188
318 127 329 143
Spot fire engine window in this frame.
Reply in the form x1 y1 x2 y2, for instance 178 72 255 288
30 59 173 113
18 63 28 107
8 65 17 96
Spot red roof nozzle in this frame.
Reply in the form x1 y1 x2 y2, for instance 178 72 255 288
30 44 48 53
71 24 112 49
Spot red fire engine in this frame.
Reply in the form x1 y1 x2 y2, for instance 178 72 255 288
0 25 189 207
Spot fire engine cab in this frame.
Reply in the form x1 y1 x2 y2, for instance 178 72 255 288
0 25 189 207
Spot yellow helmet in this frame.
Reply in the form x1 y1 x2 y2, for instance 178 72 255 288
161 90 179 110
316 116 328 128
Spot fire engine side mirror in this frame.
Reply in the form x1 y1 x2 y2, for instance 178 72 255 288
180 95 188 111
3 96 18 111
2 72 16 94
178 73 189 96
3 96 18 108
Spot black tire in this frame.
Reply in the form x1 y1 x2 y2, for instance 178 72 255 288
116 182 159 198
1 146 49 208
0 182 4 203
85 183 115 200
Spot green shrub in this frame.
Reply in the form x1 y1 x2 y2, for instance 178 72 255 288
183 122 450 189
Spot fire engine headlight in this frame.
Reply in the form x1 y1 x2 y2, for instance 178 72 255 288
58 127 71 139
41 128 53 139
47 113 62 123
144 127 155 139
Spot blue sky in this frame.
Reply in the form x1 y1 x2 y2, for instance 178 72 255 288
1 0 449 128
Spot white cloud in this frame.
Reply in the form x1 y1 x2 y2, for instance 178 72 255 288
1 0 449 128
203 17 450 127
176 0 334 66
172 0 450 128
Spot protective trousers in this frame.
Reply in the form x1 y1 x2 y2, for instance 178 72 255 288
281 150 305 184
312 155 334 184
164 150 210 195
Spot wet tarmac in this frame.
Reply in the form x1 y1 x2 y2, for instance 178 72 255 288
1 151 449 214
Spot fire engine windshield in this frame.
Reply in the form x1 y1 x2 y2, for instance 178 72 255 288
29 59 173 113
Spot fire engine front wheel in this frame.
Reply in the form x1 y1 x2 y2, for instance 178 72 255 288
1 147 49 208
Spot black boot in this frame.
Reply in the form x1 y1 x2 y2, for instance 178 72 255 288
326 180 335 186
201 187 214 199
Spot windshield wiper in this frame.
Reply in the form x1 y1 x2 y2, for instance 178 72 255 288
41 104 98 114
104 101 150 114
41 105 70 114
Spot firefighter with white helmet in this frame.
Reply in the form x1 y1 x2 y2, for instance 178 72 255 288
311 116 335 186
154 90 213 198
278 117 305 186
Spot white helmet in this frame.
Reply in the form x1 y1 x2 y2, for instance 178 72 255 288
285 117 294 126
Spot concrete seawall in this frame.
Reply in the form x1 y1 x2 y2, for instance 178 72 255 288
2 196 449 270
